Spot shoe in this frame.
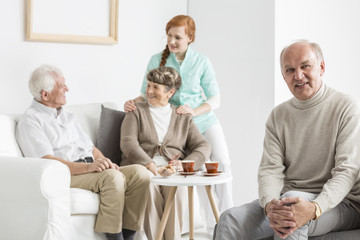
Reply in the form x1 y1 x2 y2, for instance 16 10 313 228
105 232 124 240
122 229 136 240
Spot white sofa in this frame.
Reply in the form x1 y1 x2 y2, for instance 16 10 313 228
0 102 203 240
0 103 118 240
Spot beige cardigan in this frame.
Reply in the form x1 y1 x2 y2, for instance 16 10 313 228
120 102 211 170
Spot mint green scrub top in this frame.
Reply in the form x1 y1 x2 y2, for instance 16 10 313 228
141 46 220 134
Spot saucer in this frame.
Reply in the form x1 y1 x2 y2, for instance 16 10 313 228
202 171 223 176
177 171 198 176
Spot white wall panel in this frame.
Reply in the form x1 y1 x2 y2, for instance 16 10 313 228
275 0 360 105
188 0 275 206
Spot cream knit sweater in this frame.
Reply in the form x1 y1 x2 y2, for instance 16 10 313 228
258 84 360 213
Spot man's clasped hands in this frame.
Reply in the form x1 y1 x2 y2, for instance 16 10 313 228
265 197 316 239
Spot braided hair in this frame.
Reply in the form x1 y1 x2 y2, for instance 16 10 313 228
159 45 170 67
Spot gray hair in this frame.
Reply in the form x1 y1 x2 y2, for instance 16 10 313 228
146 66 182 92
29 64 63 101
280 39 324 70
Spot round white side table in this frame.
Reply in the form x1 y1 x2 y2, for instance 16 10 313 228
151 173 232 240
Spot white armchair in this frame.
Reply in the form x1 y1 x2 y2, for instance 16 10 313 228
0 103 115 240
0 157 73 239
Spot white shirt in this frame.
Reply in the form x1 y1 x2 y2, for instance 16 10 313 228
148 102 172 166
148 103 172 143
16 100 94 162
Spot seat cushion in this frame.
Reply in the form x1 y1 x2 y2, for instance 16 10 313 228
70 188 99 215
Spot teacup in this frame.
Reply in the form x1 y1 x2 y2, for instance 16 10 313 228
205 162 219 174
182 160 195 173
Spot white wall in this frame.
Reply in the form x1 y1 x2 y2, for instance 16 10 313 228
188 0 275 206
0 0 187 114
275 0 360 105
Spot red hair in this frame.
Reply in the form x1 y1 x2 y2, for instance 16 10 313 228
159 15 196 66
166 15 196 44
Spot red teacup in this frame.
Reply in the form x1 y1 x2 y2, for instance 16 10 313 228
182 160 195 172
205 162 219 174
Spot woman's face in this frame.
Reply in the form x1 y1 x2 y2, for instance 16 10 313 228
167 26 192 58
146 81 175 107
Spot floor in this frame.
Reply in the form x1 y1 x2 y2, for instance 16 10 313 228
181 227 212 240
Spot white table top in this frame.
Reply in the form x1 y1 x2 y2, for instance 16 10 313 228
151 172 232 186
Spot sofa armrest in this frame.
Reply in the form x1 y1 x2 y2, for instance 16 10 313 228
0 156 72 240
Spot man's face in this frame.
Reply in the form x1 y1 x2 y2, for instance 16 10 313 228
43 74 69 109
281 43 325 101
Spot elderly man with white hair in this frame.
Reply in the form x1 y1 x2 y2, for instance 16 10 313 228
16 64 151 240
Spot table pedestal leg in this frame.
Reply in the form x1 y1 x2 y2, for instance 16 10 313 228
155 186 178 240
205 185 220 223
188 186 194 240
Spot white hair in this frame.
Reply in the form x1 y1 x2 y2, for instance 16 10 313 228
29 64 63 101
280 39 324 71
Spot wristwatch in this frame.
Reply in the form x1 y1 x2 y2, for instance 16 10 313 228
311 201 322 220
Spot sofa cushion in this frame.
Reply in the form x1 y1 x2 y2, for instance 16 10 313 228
0 115 23 157
70 188 99 215
96 105 126 165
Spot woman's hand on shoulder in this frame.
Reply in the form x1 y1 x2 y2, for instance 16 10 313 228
176 105 196 117
124 99 136 113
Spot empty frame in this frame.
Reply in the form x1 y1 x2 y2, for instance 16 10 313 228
26 0 118 45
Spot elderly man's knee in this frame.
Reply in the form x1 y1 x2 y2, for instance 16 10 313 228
220 207 237 221
216 207 247 239
219 200 264 226
101 169 126 191
124 164 152 184
218 206 245 229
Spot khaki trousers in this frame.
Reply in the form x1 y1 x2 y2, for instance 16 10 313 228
71 164 151 234
144 184 187 240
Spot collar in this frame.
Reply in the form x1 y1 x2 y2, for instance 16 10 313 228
169 45 194 65
31 99 63 118
291 82 327 109
148 102 171 110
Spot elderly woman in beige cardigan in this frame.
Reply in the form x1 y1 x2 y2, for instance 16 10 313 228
120 66 211 240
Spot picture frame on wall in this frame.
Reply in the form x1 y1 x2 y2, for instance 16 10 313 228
26 0 118 45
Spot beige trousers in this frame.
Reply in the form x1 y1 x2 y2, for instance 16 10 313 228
144 184 188 240
70 164 151 234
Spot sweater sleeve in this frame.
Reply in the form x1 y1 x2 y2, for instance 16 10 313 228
120 111 153 166
314 110 360 213
257 117 285 208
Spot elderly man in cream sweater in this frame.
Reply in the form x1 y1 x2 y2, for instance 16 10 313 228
213 40 360 240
